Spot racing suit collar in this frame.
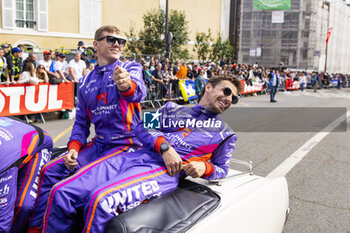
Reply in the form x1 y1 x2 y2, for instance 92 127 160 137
193 104 217 118
94 60 122 73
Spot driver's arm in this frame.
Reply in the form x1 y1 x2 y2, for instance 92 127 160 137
67 80 90 153
201 131 236 180
134 102 173 153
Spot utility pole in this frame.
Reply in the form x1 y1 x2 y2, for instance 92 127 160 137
324 1 330 73
164 0 169 58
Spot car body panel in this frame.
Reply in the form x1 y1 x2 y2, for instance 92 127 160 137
187 169 289 233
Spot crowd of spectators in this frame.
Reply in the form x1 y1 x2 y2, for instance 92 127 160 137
0 42 97 87
1 42 349 105
134 56 350 103
0 41 98 122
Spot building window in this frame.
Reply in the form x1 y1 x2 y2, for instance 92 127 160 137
1 0 47 31
80 0 102 35
15 0 35 29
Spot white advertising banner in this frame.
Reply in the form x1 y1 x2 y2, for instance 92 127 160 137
272 11 284 23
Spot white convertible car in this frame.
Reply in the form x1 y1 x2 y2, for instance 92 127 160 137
105 159 289 233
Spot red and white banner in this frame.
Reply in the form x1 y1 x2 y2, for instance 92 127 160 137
240 80 264 94
285 79 300 90
326 27 333 44
0 82 74 116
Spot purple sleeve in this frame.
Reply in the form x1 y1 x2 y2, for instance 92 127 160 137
135 122 165 152
0 168 17 233
135 106 168 152
68 83 90 146
120 62 146 103
204 131 236 180
135 102 179 151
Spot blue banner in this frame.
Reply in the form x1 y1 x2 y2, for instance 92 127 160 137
179 80 198 101
329 80 338 87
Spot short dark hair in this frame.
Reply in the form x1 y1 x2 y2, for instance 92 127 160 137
203 74 243 95
94 25 120 40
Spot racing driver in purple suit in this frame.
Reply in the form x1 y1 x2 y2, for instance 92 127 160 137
38 74 242 233
28 25 146 233
0 117 53 233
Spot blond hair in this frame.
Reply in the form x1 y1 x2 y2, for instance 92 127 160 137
94 25 120 40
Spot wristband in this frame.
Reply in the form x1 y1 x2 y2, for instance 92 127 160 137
119 85 131 93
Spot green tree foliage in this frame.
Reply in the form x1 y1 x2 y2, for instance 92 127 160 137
124 24 140 55
210 34 234 62
137 9 189 60
193 29 212 63
168 10 189 60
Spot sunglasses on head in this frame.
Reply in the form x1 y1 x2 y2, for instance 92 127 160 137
223 87 239 104
97 35 126 47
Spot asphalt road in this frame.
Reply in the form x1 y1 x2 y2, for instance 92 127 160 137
34 88 350 233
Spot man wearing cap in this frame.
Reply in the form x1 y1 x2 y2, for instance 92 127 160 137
77 41 86 53
29 25 146 233
81 52 90 68
5 47 23 84
38 51 60 80
1 44 10 57
53 53 70 83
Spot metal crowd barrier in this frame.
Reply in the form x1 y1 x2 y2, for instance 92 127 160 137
141 79 184 108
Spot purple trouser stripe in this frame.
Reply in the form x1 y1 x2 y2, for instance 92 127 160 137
36 141 94 205
42 145 127 233
12 156 36 225
83 166 165 232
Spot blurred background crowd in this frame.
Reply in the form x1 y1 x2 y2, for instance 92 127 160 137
1 41 349 110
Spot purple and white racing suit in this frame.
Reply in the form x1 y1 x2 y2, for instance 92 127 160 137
29 60 146 231
0 117 53 233
39 102 236 233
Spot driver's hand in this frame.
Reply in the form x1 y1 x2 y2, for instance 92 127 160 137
113 66 131 92
183 161 206 178
64 149 78 170
162 147 183 176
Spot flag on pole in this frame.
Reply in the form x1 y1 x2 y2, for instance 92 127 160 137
326 27 333 44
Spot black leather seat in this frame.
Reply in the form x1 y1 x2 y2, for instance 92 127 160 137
106 179 220 233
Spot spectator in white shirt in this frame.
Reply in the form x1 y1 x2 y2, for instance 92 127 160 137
38 50 60 79
54 53 70 83
19 62 40 85
68 52 87 83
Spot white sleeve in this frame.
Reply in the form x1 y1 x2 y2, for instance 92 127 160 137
29 76 39 85
68 60 74 68
19 72 29 83
3 58 7 68
54 61 62 71
81 60 86 69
